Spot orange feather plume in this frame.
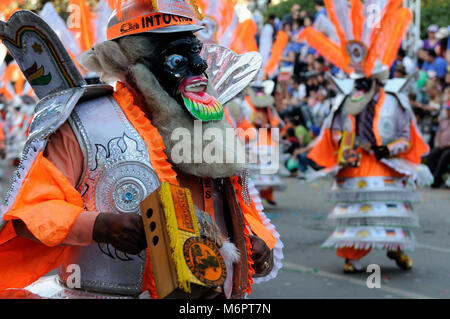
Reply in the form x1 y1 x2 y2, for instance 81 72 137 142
368 0 403 46
230 19 258 55
298 27 353 74
350 0 364 42
217 0 238 39
324 0 348 49
364 4 412 77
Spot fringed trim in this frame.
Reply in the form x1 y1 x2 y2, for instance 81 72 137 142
243 225 254 294
159 183 192 294
306 165 341 182
230 177 256 295
113 82 178 186
321 240 416 252
327 190 421 203
248 179 284 284
327 216 420 228
381 158 434 188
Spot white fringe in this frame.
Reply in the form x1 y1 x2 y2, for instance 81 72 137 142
248 179 284 284
321 240 417 252
381 158 434 188
327 190 421 203
327 216 420 228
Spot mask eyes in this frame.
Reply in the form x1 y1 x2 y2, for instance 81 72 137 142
165 54 186 70
355 78 373 91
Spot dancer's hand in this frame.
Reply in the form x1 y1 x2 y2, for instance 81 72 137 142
93 213 147 255
250 235 273 276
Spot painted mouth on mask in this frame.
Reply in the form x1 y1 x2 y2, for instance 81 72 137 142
179 76 224 121
351 90 366 102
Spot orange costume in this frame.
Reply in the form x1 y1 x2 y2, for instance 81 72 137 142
0 3 283 299
299 0 433 271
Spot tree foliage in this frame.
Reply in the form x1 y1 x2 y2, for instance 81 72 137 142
420 0 449 37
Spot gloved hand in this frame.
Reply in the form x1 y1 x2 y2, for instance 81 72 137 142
371 145 390 160
250 235 273 276
93 213 147 255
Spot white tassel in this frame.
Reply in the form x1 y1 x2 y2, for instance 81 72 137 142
220 241 240 264
220 240 240 299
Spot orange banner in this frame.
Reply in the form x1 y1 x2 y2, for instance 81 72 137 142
264 30 289 77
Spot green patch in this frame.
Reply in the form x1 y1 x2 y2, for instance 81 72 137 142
30 73 52 86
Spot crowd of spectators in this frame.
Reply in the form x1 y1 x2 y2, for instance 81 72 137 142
260 1 450 187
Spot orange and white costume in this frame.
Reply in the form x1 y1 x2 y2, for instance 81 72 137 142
299 0 433 264
0 3 283 299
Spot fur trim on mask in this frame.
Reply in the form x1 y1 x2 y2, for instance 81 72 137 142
226 100 243 123
78 40 130 82
127 63 247 178
344 82 376 115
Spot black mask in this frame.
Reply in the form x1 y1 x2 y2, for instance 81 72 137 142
354 78 373 92
145 32 223 122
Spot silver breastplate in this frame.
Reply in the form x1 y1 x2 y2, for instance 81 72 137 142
58 95 161 296
376 94 400 145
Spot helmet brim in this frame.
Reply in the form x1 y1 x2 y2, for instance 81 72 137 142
145 24 204 34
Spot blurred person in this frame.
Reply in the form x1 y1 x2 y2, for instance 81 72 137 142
0 3 281 299
278 23 296 109
423 24 440 51
314 0 327 22
300 0 432 274
259 14 277 67
417 47 428 69
411 79 442 147
283 3 301 25
394 63 407 78
291 125 321 178
397 48 416 75
435 27 449 58
422 49 447 79
445 71 450 88
426 88 450 188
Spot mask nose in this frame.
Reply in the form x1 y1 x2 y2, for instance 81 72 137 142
191 56 208 75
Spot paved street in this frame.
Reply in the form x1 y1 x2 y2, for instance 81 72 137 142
250 177 450 299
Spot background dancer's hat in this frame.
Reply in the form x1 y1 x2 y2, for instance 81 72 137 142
106 0 204 40
298 0 413 79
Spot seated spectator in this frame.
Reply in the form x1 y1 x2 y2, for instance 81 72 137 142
426 88 450 188
422 49 447 79
394 63 407 78
291 125 322 178
411 79 442 147
397 48 417 75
